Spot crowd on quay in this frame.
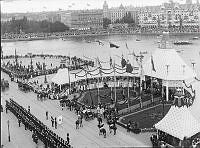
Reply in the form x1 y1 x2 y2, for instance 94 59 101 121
1 55 94 80
151 131 200 148
140 26 200 34
5 98 71 148
2 25 199 41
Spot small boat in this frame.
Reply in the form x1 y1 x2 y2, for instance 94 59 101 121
192 36 199 40
140 51 148 54
173 41 192 45
86 40 91 43
136 39 141 41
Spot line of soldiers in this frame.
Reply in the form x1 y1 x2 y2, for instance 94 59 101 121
6 98 71 148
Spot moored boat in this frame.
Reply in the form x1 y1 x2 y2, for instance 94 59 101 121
173 40 192 45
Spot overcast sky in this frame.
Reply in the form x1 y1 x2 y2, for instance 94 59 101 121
1 0 187 13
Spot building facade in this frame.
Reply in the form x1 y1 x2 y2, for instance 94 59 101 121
138 0 200 29
66 9 104 30
102 1 138 24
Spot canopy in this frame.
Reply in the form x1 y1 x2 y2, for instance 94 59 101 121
143 48 196 81
155 106 200 140
189 81 200 123
51 68 71 85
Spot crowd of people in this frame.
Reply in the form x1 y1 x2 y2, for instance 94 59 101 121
5 98 71 148
2 25 199 41
151 131 200 148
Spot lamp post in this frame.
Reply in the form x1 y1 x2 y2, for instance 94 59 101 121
7 120 11 142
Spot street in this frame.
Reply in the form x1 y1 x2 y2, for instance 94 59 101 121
1 71 152 148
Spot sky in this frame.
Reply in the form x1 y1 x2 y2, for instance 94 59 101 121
1 0 187 13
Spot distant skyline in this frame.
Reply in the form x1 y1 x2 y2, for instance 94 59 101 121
0 0 190 13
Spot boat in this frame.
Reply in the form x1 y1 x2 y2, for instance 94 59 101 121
136 39 141 41
140 51 148 54
192 36 199 40
173 41 192 45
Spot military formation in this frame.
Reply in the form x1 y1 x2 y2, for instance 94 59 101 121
5 98 71 148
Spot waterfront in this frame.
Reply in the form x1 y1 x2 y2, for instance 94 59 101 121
2 34 200 77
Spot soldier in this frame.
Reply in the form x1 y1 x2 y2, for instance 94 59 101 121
46 111 48 120
51 116 54 127
66 133 70 145
18 117 21 127
28 106 30 112
55 117 57 129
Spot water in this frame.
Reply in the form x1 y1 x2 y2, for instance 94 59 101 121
1 34 200 77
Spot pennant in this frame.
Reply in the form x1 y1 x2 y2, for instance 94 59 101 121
110 57 112 67
121 56 127 68
151 55 156 72
125 42 131 53
110 42 120 48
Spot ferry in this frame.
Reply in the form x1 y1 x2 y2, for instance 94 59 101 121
173 40 192 45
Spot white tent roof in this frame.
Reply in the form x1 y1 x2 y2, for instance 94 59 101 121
143 48 196 81
155 106 200 140
51 68 75 85
189 81 200 123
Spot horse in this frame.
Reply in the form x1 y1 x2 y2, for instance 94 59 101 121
98 124 106 138
107 119 117 134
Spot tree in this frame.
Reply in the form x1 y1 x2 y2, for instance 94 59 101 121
103 17 111 29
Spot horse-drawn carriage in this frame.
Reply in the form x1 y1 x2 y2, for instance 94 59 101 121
82 108 95 121
18 81 31 92
1 79 9 90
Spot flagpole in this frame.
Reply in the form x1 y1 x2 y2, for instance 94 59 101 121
68 53 71 94
151 55 154 103
114 60 117 108
97 57 100 105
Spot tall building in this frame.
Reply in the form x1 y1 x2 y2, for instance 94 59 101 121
65 9 103 30
138 1 200 29
103 1 109 18
102 1 138 24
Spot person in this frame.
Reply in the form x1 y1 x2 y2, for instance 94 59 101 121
66 133 70 145
113 125 117 135
46 111 48 120
55 117 57 129
127 121 131 132
97 116 102 125
28 106 30 112
18 117 21 127
51 116 54 127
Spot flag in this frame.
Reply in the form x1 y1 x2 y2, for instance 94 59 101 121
151 55 156 72
125 42 131 53
110 42 120 48
126 61 133 73
121 55 127 68
110 57 112 67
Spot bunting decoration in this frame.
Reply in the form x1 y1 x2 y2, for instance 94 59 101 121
151 55 156 72
110 42 120 48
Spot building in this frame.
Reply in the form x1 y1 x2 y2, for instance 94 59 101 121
66 9 104 30
102 1 138 24
138 0 200 29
